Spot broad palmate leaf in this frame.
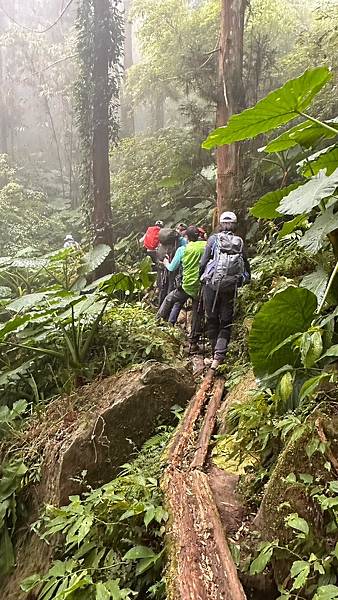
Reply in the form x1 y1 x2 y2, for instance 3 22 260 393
300 267 329 304
249 287 317 377
263 119 338 154
300 145 338 177
298 206 338 253
250 183 300 219
278 169 338 215
202 67 331 148
80 244 112 274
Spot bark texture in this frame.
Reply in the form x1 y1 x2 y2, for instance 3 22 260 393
0 12 8 155
121 0 135 137
216 0 246 217
163 373 246 600
92 0 115 272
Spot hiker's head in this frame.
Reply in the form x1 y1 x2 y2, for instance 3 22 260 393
219 211 237 232
155 220 164 228
197 226 207 241
64 234 74 241
176 223 187 235
185 225 199 242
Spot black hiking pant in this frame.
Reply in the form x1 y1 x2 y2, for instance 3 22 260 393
157 288 203 343
203 283 236 363
157 266 176 307
147 249 158 271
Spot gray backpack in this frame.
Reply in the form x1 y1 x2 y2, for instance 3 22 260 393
211 231 244 289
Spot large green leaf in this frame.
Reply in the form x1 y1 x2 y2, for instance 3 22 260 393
7 292 52 313
9 257 49 269
300 267 329 304
263 119 338 154
79 244 112 274
298 207 338 253
278 169 338 215
0 360 34 387
202 67 331 148
300 145 338 177
250 183 300 219
278 215 307 239
123 545 155 560
249 287 317 377
313 585 338 600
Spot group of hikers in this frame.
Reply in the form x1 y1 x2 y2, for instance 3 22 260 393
141 212 251 370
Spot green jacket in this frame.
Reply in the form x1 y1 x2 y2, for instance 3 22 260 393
182 240 206 298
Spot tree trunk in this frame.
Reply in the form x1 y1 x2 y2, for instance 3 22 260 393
0 12 8 155
216 0 246 218
120 0 135 137
92 0 115 274
154 96 165 131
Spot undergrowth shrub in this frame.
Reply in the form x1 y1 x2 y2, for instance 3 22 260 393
239 233 316 317
21 426 174 600
1 303 183 406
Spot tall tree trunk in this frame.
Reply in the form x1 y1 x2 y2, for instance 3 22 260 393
0 12 8 155
216 0 246 218
92 0 115 274
153 96 165 131
120 0 135 137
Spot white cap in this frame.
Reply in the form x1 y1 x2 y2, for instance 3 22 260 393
64 234 73 241
220 211 237 224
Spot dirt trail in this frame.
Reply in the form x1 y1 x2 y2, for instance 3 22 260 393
163 370 246 600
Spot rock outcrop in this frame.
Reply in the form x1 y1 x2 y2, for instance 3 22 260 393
1 362 194 600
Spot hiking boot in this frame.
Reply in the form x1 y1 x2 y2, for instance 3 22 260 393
188 342 200 354
211 359 221 370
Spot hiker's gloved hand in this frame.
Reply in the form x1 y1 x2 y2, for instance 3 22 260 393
242 271 251 285
163 257 169 268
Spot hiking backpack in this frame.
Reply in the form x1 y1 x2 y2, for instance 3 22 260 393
143 226 161 251
211 231 244 289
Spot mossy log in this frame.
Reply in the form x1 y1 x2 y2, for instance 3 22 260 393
163 373 246 600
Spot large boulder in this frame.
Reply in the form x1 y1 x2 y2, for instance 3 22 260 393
1 362 194 600
58 362 194 503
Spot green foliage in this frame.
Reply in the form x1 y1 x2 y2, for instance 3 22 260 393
301 145 338 178
263 119 338 154
203 67 331 148
0 155 67 255
110 128 213 240
22 428 173 599
249 183 300 219
278 169 338 215
249 287 317 377
0 400 27 441
0 252 160 404
246 469 338 598
0 460 28 576
127 0 219 107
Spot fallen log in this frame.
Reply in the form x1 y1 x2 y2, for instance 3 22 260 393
190 377 225 470
167 369 214 468
164 469 246 600
163 372 247 600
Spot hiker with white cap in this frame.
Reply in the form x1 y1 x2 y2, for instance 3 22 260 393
200 211 251 370
63 234 80 250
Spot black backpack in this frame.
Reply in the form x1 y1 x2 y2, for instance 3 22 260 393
211 231 244 289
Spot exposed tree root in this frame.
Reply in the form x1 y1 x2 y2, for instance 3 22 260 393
163 371 246 600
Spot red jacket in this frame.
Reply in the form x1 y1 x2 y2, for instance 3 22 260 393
143 226 161 250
